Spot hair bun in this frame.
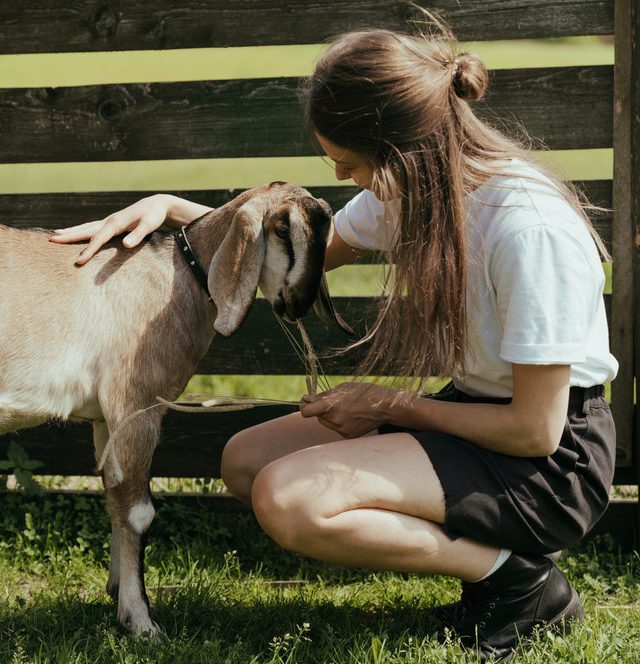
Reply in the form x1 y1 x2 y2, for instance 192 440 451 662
452 52 488 102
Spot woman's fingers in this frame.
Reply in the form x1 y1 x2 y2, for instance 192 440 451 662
121 211 163 248
49 219 117 263
76 214 141 263
73 229 115 264
49 220 104 243
47 197 170 264
299 392 332 418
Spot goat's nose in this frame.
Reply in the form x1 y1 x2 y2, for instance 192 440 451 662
273 291 294 322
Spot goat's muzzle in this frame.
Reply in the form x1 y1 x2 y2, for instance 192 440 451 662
273 290 296 322
273 277 353 335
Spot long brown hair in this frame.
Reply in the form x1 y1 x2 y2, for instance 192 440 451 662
302 21 607 388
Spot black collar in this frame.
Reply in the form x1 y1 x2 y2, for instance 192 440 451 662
174 226 212 300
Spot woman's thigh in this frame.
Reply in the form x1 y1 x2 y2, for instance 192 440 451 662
221 411 363 498
253 432 446 525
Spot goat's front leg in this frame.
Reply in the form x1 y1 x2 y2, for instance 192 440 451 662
107 521 122 601
113 496 158 638
101 414 162 640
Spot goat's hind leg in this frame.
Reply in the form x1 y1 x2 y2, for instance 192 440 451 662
100 413 162 640
93 421 122 601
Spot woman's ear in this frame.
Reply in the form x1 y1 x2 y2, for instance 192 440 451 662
208 202 265 336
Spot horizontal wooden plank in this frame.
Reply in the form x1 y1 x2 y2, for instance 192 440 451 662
0 187 360 229
0 1 614 54
0 66 613 163
478 66 613 150
0 291 611 377
199 297 369 375
197 294 612 375
0 399 631 478
0 407 296 477
0 180 612 246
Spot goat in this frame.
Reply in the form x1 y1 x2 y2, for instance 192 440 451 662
0 181 347 638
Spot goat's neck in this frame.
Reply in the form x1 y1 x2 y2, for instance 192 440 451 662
181 206 235 269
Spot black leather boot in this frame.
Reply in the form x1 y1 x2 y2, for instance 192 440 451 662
431 550 564 629
437 553 583 661
430 580 473 626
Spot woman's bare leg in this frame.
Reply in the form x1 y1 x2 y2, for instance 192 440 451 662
221 411 354 506
222 413 501 581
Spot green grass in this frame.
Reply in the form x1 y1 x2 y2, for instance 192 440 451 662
1 491 639 663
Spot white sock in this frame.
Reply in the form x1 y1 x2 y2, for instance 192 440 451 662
475 548 512 582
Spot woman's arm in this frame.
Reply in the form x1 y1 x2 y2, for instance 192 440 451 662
49 194 213 265
324 221 370 271
393 364 570 456
50 194 365 270
300 363 571 457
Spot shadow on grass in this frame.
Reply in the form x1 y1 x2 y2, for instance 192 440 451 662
1 592 445 663
3 491 636 662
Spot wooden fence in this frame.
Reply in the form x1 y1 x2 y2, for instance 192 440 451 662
0 1 638 536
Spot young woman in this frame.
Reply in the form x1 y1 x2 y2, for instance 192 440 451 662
51 25 617 660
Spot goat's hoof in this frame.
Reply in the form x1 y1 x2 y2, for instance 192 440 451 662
118 611 164 644
106 582 119 601
136 621 165 645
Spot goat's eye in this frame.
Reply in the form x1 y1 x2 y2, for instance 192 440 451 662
274 225 289 239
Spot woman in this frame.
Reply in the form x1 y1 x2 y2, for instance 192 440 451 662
51 25 617 660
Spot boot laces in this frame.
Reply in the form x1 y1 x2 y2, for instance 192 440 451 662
456 580 500 631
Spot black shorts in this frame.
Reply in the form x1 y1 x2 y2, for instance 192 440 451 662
379 383 616 555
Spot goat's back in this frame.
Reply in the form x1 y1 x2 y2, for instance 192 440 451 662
0 224 177 343
0 224 213 423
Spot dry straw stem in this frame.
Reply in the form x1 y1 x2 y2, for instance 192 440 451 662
297 319 319 396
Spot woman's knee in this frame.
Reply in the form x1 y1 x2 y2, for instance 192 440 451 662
220 429 256 503
222 413 340 506
251 461 321 551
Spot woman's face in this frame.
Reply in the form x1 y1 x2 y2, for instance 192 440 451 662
316 133 374 190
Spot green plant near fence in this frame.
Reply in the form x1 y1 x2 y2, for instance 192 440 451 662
0 442 43 494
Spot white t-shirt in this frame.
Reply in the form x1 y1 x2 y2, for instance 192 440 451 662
333 159 618 398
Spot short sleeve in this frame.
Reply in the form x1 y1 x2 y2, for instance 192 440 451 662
491 224 603 365
332 189 399 251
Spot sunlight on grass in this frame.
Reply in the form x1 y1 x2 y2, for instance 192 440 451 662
325 264 388 296
1 491 639 663
0 36 612 87
0 149 613 194
183 374 449 403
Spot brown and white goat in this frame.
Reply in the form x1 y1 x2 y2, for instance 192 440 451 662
0 182 345 638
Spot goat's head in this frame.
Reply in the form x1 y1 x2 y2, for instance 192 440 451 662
208 182 350 337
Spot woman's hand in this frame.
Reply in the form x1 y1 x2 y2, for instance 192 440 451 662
299 381 404 438
49 194 212 265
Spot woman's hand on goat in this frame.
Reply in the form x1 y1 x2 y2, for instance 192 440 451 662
49 194 212 265
299 381 402 438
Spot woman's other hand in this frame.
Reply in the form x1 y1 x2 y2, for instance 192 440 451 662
49 194 212 265
299 381 403 438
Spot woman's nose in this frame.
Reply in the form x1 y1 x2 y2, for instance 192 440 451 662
335 165 350 181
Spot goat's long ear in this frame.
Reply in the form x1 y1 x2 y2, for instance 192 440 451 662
314 273 355 335
208 202 265 336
